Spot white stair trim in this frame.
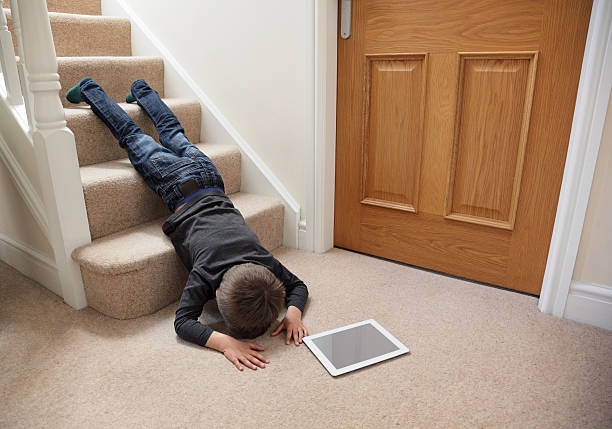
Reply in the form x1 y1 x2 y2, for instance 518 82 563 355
0 232 61 296
564 281 612 331
102 0 301 248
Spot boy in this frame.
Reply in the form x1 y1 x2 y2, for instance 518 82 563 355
67 78 308 371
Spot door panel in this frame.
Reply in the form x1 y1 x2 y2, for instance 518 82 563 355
445 52 537 230
334 0 592 295
362 54 427 213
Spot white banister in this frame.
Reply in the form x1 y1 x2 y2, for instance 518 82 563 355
14 0 92 309
0 0 21 104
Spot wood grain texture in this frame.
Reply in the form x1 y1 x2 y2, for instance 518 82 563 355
445 52 538 230
335 0 592 294
506 0 593 293
361 54 427 213
365 0 544 53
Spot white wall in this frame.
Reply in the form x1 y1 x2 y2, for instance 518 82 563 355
573 92 612 287
566 91 612 330
119 0 311 219
0 162 53 256
0 157 59 297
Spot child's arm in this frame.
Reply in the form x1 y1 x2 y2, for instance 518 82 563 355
174 271 214 346
275 261 309 313
271 261 309 345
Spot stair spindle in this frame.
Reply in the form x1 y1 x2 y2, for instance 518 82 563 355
0 0 22 104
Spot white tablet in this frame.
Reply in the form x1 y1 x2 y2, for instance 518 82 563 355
303 319 409 376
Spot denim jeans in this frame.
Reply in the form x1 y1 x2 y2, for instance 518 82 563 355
80 78 225 211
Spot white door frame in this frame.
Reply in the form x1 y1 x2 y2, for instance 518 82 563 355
311 0 338 253
310 0 612 317
538 0 612 317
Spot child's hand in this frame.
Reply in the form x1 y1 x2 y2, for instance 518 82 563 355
207 331 268 371
271 306 308 346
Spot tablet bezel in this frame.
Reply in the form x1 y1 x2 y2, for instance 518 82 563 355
303 319 409 376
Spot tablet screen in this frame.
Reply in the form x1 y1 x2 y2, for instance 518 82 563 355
310 322 400 369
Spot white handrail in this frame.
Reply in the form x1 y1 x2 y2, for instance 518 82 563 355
0 0 22 105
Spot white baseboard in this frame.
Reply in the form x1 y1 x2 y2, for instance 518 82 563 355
101 0 301 248
0 233 61 297
564 281 612 331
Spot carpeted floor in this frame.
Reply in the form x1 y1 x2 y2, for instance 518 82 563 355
1 247 611 428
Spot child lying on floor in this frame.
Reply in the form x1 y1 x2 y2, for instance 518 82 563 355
66 78 308 371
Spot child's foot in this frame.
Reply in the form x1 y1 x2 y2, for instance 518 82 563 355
65 77 93 104
126 78 151 103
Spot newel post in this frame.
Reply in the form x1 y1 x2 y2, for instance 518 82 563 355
16 0 91 308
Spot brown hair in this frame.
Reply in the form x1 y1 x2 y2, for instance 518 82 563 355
217 263 285 339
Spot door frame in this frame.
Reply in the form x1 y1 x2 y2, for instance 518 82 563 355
538 0 612 317
310 0 611 316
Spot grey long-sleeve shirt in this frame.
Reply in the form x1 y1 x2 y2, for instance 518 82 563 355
162 190 308 347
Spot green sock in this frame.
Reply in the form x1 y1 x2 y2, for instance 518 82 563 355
126 92 136 103
65 77 92 104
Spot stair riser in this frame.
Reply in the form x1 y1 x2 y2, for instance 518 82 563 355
81 252 187 320
83 147 242 239
68 100 202 166
47 0 101 15
5 10 130 57
80 204 284 319
58 57 164 108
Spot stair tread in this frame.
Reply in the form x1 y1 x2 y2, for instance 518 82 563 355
58 56 164 107
73 192 284 275
5 8 128 23
5 9 130 57
80 142 239 185
57 56 163 67
80 142 241 239
64 98 199 119
66 97 203 167
46 10 126 22
46 0 101 15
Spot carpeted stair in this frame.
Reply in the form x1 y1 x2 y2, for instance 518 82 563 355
6 9 131 57
47 0 100 15
7 0 285 319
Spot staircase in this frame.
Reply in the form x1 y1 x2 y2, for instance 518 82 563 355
5 0 284 319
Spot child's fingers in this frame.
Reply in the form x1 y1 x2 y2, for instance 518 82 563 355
250 350 269 363
298 328 304 343
294 328 300 346
271 321 284 336
249 343 265 351
247 354 266 368
239 356 257 370
231 357 243 371
286 330 291 345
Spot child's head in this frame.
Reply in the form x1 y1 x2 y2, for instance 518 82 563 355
217 263 285 339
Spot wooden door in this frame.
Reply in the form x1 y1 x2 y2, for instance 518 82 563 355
334 0 592 295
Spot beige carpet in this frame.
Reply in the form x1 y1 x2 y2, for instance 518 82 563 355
1 247 611 428
6 9 131 57
57 56 164 107
46 0 101 16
